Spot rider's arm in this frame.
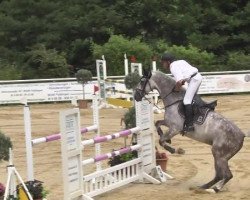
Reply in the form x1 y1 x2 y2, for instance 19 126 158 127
170 63 185 91
174 80 185 91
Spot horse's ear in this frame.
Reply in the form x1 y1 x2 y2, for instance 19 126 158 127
142 68 152 78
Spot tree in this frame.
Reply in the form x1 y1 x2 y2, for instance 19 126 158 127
0 0 249 78
22 44 69 79
0 59 21 80
227 52 250 70
92 35 153 75
154 41 216 71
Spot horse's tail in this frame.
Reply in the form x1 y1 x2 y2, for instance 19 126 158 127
244 130 250 137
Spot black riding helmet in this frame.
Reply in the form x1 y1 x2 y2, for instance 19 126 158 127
161 53 175 63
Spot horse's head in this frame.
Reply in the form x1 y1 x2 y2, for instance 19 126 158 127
134 69 155 101
134 69 177 102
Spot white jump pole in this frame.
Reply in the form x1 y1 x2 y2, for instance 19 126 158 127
96 55 107 105
124 53 129 76
92 95 101 171
124 53 131 101
23 100 34 181
152 58 158 104
152 60 157 72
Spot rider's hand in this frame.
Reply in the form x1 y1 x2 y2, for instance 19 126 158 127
174 80 184 91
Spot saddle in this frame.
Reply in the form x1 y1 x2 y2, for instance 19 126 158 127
178 98 217 125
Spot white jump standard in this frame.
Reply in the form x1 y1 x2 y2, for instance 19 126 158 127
60 98 172 200
23 96 100 181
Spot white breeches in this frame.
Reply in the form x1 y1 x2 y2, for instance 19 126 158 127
183 73 202 105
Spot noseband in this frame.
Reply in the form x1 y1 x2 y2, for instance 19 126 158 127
135 76 153 99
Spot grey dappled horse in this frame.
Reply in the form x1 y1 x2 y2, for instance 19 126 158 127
134 70 250 193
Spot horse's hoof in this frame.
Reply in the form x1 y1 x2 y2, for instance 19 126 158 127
166 139 171 144
176 148 185 154
189 187 209 194
205 189 217 193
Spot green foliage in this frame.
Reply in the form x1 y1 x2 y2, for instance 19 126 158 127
24 180 48 199
227 52 250 70
154 41 216 71
75 69 93 85
22 44 69 79
108 150 137 166
0 0 249 79
124 73 141 90
120 151 138 162
0 60 21 80
124 107 136 129
92 35 153 75
0 131 12 161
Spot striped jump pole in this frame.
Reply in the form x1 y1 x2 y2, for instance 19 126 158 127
32 125 98 145
82 127 140 146
82 144 141 166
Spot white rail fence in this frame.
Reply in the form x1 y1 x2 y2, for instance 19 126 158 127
0 70 249 104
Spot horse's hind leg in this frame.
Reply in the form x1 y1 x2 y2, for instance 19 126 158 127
208 158 232 193
206 134 244 192
200 177 220 190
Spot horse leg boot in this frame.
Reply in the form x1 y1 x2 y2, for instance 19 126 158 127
183 104 194 133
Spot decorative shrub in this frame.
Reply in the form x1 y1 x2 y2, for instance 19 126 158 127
75 69 93 99
124 107 136 129
124 72 141 90
0 131 12 161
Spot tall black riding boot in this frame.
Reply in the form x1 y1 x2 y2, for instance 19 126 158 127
183 104 194 133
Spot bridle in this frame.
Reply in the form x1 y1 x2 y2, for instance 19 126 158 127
135 75 178 109
135 76 154 99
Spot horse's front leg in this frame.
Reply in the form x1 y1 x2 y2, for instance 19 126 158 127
155 120 171 143
159 129 184 154
155 120 184 154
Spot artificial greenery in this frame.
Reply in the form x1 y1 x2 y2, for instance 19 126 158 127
108 150 138 167
0 131 12 161
19 180 49 199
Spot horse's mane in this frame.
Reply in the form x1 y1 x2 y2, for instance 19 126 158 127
152 71 176 86
151 71 186 99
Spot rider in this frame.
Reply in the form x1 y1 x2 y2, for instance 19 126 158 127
161 53 203 133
